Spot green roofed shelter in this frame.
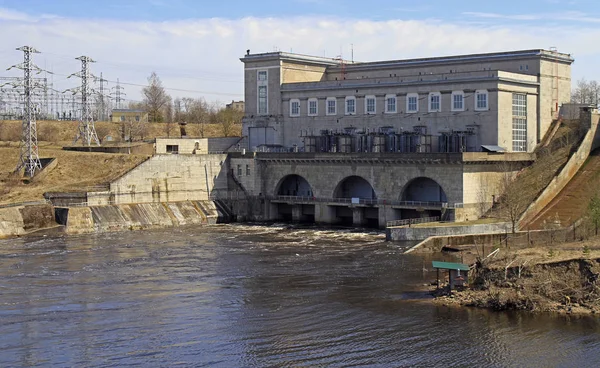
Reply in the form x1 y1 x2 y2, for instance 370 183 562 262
432 261 470 290
432 261 470 271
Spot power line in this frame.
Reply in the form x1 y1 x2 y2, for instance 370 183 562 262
49 70 242 97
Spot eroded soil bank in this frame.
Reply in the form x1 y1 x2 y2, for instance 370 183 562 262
434 257 600 315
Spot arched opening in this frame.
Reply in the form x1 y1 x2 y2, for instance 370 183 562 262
276 175 313 197
402 177 447 202
333 176 378 227
333 176 377 199
274 175 314 223
399 177 447 220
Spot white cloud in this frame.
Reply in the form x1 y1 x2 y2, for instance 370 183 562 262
463 10 600 23
0 10 598 103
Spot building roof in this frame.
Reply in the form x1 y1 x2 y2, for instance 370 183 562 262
481 145 506 152
432 261 470 271
330 49 574 72
242 49 574 70
241 51 344 66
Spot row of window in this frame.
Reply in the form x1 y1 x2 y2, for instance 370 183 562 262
288 90 489 117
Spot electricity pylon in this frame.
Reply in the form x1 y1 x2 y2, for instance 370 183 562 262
67 56 100 146
4 46 45 177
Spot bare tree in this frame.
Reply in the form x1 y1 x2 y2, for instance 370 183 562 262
164 99 174 137
572 78 600 107
497 162 528 233
181 97 211 137
142 72 170 123
588 193 600 236
216 107 243 137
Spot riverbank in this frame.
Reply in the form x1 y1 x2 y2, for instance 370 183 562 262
432 240 600 315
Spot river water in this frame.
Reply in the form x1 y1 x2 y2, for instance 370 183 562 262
1 224 599 367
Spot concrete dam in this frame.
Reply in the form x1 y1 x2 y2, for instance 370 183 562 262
3 108 598 239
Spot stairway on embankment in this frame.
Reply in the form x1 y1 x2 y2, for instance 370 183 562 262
524 149 600 229
515 110 600 230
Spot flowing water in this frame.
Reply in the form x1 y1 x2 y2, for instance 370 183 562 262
1 224 599 367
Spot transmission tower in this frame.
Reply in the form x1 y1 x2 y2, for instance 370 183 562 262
111 78 125 109
98 72 108 121
4 46 44 177
68 55 99 146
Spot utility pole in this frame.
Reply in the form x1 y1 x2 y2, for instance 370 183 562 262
68 55 100 146
4 46 44 177
111 78 125 109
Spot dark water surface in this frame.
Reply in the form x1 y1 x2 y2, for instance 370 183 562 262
1 224 599 367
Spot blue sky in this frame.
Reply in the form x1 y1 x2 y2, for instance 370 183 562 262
0 0 594 22
0 0 597 103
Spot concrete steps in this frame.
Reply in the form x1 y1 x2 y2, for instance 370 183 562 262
526 150 600 229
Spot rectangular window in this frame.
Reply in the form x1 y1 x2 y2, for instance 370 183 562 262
512 93 527 152
429 92 441 112
237 164 242 176
476 90 488 111
452 91 464 111
365 95 376 114
308 98 318 116
385 95 397 113
246 164 250 176
258 86 267 115
257 70 267 81
407 93 418 113
327 98 337 115
166 145 179 154
345 96 356 115
290 99 300 117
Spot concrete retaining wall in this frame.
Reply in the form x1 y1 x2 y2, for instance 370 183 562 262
406 225 579 254
109 154 229 205
387 222 511 241
63 200 218 234
0 204 57 238
519 111 600 228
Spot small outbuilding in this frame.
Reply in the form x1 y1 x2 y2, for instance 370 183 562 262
432 261 470 290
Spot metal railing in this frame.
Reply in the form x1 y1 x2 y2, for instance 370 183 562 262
270 195 449 208
386 216 440 228
0 199 50 209
208 193 463 209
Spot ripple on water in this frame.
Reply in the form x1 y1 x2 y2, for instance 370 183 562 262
1 225 600 367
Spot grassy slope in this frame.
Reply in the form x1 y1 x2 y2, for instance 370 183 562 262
0 120 242 205
0 142 150 205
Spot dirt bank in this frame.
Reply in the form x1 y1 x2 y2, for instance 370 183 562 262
434 256 600 315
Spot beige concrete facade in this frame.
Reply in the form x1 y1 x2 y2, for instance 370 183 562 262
226 151 531 226
155 137 242 155
226 100 245 112
111 109 148 124
155 138 209 154
108 154 229 205
241 49 573 153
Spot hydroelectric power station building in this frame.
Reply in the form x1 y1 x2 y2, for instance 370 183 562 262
226 49 575 227
241 49 573 153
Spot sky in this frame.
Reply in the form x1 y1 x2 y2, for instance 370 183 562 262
0 0 598 104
